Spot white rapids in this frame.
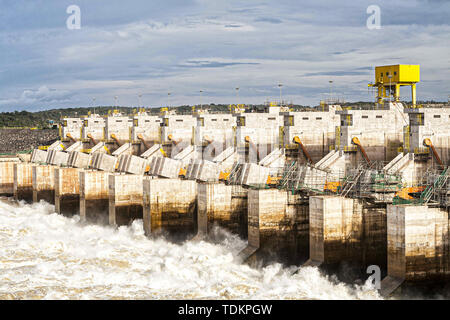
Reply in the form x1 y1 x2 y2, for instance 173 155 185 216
0 199 381 300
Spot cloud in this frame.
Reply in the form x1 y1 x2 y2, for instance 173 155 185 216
254 17 283 24
302 69 372 77
0 0 449 110
0 86 73 109
179 60 260 68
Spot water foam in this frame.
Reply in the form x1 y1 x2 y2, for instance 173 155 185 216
0 199 381 300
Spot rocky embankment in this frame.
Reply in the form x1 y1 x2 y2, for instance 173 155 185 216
0 129 59 154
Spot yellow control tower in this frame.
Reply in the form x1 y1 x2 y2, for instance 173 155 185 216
368 65 420 106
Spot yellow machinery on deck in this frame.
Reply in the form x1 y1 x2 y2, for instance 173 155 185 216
368 64 420 106
324 181 341 193
395 186 426 200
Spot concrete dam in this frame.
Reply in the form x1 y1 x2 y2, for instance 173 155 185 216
1 65 449 298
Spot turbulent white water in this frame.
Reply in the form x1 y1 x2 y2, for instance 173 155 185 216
0 199 381 300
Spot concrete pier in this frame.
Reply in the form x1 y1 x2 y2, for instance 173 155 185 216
239 189 309 266
13 162 34 202
79 170 110 224
108 174 143 227
380 204 449 296
197 183 248 239
143 178 197 241
306 196 387 281
0 161 17 196
32 165 56 204
307 196 359 267
54 167 81 216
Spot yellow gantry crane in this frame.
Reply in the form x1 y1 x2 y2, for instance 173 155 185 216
368 65 420 107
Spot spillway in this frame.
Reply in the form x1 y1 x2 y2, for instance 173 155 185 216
0 198 380 300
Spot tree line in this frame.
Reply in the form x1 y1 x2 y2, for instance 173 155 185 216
0 100 445 128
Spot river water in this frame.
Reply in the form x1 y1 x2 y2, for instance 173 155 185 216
0 199 381 300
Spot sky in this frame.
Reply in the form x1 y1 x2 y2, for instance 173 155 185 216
0 0 449 111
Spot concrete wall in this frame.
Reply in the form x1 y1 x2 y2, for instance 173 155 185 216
131 114 162 155
55 167 80 216
337 103 407 164
108 173 143 226
309 196 359 263
81 116 105 142
61 117 83 140
240 189 309 266
0 161 17 195
104 116 133 144
385 204 449 282
80 170 109 224
194 114 235 158
13 162 34 202
362 203 388 275
143 178 197 241
131 114 162 142
308 196 387 281
405 108 450 165
398 155 429 186
32 165 56 204
282 109 339 163
160 115 197 144
197 183 247 239
235 113 284 162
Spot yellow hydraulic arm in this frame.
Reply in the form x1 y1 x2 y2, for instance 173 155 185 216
424 138 443 166
87 133 97 146
293 136 312 163
168 134 181 145
352 137 371 165
66 133 77 142
137 134 150 150
110 134 121 146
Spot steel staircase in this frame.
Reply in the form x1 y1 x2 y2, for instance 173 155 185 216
420 167 448 204
277 161 297 190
